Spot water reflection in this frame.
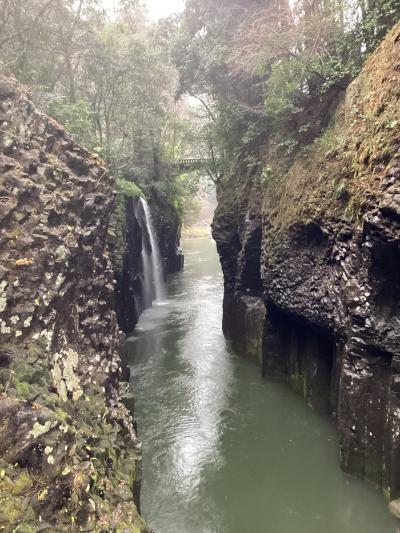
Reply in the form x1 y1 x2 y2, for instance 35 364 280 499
128 238 397 533
171 276 234 496
128 238 233 527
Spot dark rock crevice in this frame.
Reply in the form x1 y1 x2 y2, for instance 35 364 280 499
262 302 339 415
113 198 144 335
239 226 263 296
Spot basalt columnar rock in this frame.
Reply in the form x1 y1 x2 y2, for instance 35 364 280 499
0 77 149 532
111 193 183 336
213 23 400 500
150 191 184 275
111 197 144 335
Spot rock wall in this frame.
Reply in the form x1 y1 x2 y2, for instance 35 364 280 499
0 77 149 532
213 24 400 499
150 191 184 275
111 197 144 335
113 193 184 335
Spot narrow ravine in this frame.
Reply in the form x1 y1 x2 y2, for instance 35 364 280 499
128 238 397 533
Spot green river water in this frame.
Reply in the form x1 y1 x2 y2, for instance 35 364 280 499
127 237 397 533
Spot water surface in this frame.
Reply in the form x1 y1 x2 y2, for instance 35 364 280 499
128 238 397 533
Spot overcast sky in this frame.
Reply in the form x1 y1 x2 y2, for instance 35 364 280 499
102 0 185 20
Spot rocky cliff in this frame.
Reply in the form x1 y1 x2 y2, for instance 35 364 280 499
111 197 144 335
150 191 184 275
0 77 149 532
213 23 400 500
112 193 183 336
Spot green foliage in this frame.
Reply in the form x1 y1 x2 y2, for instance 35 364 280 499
141 169 204 221
360 0 400 52
264 59 306 119
15 382 33 401
1 0 397 210
311 127 348 160
116 178 144 198
182 197 202 226
277 137 299 157
176 0 399 169
175 172 201 198
48 100 94 147
0 0 201 216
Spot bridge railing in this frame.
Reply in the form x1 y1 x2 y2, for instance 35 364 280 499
176 158 213 169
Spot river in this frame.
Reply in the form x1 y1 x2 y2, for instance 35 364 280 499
127 237 397 533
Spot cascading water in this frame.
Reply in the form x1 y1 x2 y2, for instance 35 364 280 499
135 197 166 309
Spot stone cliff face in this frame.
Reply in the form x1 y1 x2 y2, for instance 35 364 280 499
151 191 184 275
113 193 183 335
0 77 149 531
111 197 144 335
213 24 400 499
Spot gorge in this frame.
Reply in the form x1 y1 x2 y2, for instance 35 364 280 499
212 21 400 502
0 1 400 532
0 76 149 531
135 198 166 307
128 237 398 532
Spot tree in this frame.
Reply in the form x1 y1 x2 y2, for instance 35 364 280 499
173 0 400 171
0 0 200 209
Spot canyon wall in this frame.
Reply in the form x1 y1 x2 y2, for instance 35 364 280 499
0 77 149 531
112 194 183 335
151 192 184 275
111 197 144 335
213 23 400 499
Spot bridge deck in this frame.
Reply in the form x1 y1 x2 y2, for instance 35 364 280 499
179 158 210 164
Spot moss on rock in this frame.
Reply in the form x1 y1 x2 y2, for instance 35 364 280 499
0 77 149 531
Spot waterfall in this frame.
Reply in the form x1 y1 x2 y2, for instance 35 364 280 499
135 197 166 308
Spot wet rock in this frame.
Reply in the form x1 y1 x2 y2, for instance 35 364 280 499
0 398 72 472
0 76 149 532
150 190 184 274
223 293 265 364
212 23 400 500
111 197 144 334
111 192 183 335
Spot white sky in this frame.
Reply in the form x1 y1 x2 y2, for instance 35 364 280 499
102 0 185 20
